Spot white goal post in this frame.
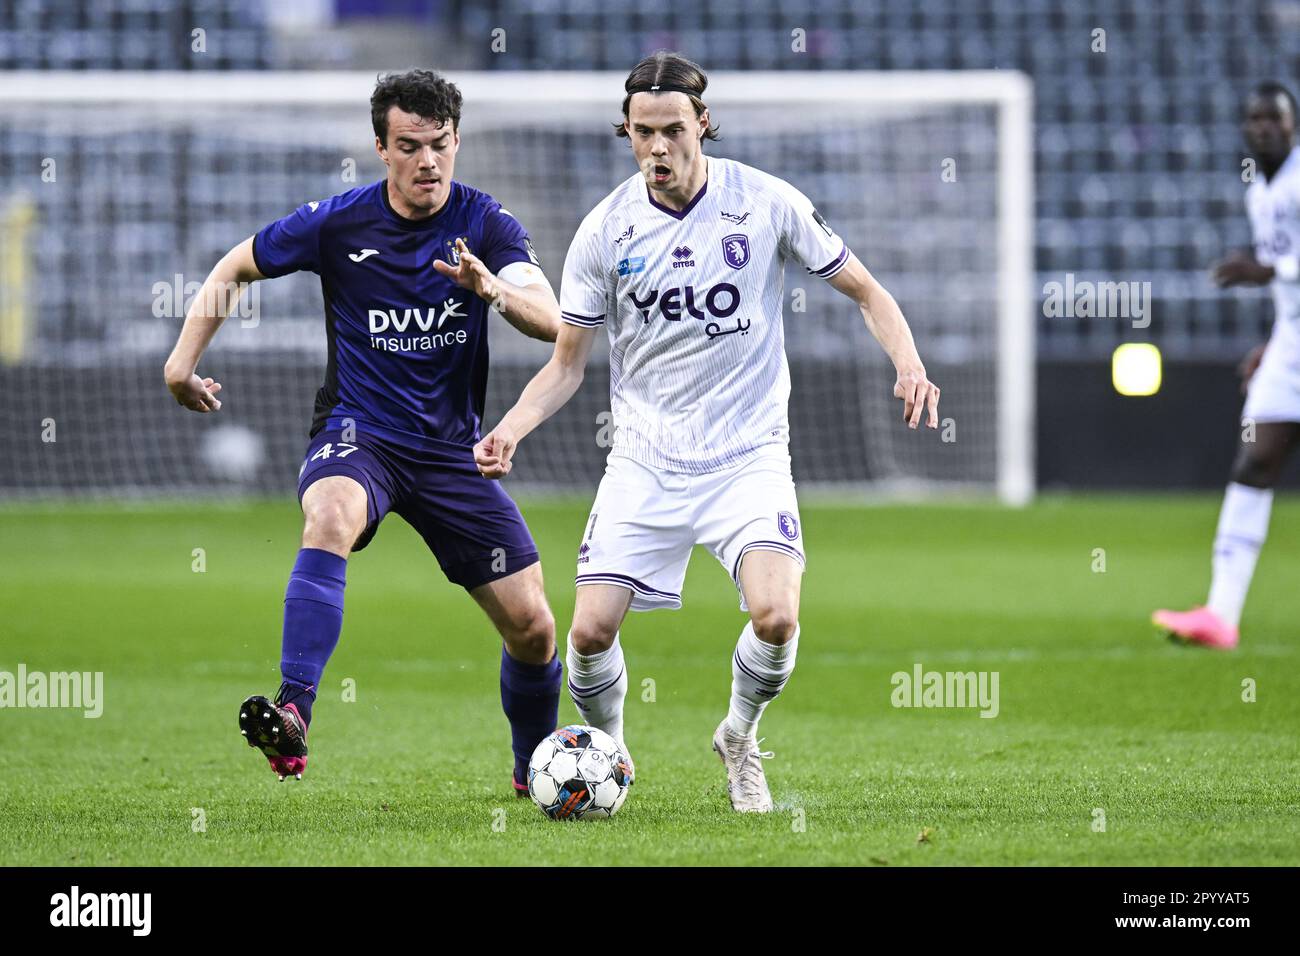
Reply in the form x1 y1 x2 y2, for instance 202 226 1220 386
0 70 1033 504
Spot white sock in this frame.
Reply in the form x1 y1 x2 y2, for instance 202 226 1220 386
726 621 799 738
565 631 627 743
1207 482 1273 628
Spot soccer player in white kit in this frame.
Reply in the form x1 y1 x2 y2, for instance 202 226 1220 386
475 52 941 811
1155 82 1300 650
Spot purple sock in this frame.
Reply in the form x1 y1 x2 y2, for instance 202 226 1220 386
279 547 347 727
500 646 561 783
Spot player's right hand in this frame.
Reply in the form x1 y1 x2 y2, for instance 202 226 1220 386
893 368 940 430
474 425 517 479
167 371 223 412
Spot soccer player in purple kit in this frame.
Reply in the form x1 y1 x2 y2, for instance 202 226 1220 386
163 70 563 793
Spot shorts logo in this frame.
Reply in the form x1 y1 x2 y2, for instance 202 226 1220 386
577 542 591 564
722 234 750 270
777 511 799 541
618 256 646 276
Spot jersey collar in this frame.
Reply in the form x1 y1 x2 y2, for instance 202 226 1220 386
646 157 710 221
378 177 456 230
1271 145 1300 185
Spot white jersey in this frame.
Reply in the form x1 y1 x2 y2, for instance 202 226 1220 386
560 156 848 474
1247 146 1300 355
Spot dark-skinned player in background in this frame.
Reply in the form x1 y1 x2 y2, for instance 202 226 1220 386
1155 81 1300 649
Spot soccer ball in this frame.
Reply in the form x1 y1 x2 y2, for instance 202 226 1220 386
527 725 633 820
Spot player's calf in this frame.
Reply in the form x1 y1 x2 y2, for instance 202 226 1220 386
566 585 632 751
472 564 561 796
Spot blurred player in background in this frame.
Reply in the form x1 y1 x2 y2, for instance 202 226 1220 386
1154 81 1300 649
474 52 940 812
163 70 563 791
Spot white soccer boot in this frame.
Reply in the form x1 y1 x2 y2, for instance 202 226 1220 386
712 720 774 813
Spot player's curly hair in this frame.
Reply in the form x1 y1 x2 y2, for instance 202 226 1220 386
613 51 720 141
371 69 463 145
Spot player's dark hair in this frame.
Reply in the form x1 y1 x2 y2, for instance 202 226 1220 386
1248 80 1298 120
371 69 463 145
614 51 720 141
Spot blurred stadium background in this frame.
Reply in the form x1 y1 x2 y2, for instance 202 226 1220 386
2 0 1300 498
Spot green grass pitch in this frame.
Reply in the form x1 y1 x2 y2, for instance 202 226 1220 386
1 495 1297 866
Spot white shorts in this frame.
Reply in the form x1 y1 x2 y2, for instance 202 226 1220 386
574 445 805 612
1244 337 1300 423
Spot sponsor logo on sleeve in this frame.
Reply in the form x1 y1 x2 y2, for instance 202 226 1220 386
617 256 646 276
811 208 833 237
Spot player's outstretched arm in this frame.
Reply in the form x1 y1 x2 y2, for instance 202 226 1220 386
473 322 597 478
1211 249 1275 287
433 238 561 342
163 236 265 412
827 252 940 430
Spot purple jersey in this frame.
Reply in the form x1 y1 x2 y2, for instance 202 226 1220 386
253 179 540 447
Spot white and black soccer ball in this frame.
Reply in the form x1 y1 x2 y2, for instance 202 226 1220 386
527 725 633 820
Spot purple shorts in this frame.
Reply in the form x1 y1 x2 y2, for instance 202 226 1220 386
296 424 540 590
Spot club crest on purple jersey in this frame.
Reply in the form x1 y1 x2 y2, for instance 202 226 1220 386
778 511 799 541
722 234 750 270
444 235 470 265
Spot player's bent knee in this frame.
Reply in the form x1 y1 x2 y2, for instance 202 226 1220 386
301 481 367 553
568 617 618 656
750 605 799 645
504 602 556 661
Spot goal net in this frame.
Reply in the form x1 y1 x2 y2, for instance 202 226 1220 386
0 71 1033 503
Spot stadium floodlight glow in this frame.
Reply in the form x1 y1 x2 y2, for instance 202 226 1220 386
0 70 1035 504
1112 343 1162 396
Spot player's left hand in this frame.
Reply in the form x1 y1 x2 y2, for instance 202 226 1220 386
474 424 518 479
433 238 499 303
893 368 940 430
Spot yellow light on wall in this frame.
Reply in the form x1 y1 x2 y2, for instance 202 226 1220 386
1112 343 1162 396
